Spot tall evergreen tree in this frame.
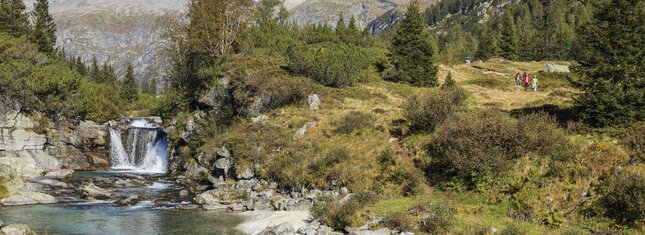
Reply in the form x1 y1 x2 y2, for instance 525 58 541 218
388 0 438 87
476 25 500 60
30 0 57 54
498 11 519 60
574 0 644 127
335 15 347 42
89 55 100 81
0 0 29 37
346 16 361 44
121 62 138 102
75 56 87 76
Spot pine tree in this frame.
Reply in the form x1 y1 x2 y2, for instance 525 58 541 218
476 25 499 60
388 0 438 87
105 64 118 84
0 0 29 37
335 15 347 42
574 0 644 127
498 11 519 60
442 72 456 89
121 62 138 102
30 0 57 54
89 55 100 81
346 16 361 45
75 56 87 76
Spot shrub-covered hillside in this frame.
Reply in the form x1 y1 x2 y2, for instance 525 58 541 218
159 0 644 233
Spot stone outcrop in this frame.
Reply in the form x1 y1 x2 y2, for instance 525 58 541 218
0 105 113 206
258 222 296 235
544 64 570 73
81 183 112 200
0 223 36 235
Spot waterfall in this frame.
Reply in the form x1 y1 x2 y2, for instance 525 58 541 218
109 119 169 174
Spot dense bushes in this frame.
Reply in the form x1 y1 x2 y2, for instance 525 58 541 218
334 111 375 134
403 87 466 132
597 171 645 227
418 202 457 233
286 43 371 87
0 35 122 122
311 191 378 231
428 110 567 185
621 124 645 162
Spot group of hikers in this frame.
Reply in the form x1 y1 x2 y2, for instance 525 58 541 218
515 71 538 92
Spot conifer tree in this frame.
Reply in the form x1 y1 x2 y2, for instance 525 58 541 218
476 26 499 60
75 56 87 76
498 11 519 60
388 0 438 87
442 72 456 89
105 64 118 84
574 0 644 127
30 0 57 54
0 0 29 37
89 55 100 81
346 16 361 44
121 62 138 102
335 15 347 43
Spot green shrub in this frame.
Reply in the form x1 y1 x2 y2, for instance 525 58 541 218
499 223 528 235
0 34 123 122
311 191 377 231
403 87 466 132
0 180 9 199
542 211 564 228
621 123 645 162
334 111 375 134
381 211 416 232
286 42 370 87
418 202 456 233
389 164 425 196
428 111 567 185
597 171 645 227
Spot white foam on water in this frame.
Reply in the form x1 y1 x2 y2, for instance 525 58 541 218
109 119 169 174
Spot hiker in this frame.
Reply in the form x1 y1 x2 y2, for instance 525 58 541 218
532 76 538 92
515 73 521 85
523 72 530 91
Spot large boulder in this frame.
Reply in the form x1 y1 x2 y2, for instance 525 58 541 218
544 64 570 73
0 152 44 178
0 128 47 152
237 167 255 180
0 192 57 206
258 222 296 235
308 94 321 110
44 169 74 179
57 121 107 147
82 183 112 200
22 150 61 172
1 224 36 235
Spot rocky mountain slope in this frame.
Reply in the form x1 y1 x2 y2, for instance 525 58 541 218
21 0 432 85
24 0 185 84
290 0 434 29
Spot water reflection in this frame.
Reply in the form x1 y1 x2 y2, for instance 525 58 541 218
0 203 244 235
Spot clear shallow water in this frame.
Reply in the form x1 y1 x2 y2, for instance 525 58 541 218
0 171 245 235
0 203 245 235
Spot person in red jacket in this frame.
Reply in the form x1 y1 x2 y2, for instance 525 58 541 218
522 72 530 91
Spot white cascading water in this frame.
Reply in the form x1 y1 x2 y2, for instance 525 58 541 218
109 119 169 174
